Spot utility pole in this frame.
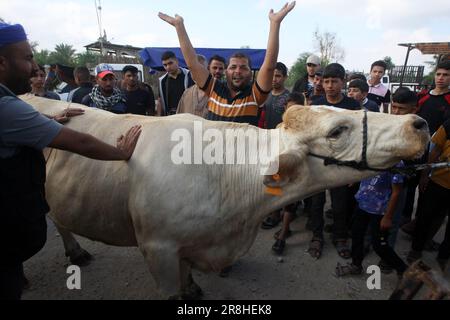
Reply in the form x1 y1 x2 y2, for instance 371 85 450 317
95 0 104 59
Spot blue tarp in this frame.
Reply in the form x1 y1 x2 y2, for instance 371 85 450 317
139 47 266 71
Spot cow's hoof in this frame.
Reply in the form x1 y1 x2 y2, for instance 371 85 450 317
69 249 93 267
181 282 204 300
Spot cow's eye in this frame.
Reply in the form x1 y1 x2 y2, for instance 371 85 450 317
327 125 348 139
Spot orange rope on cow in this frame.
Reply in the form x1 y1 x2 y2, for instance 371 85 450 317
265 173 282 196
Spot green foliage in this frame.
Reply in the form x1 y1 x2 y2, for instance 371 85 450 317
34 49 51 66
383 56 395 70
286 52 312 89
30 42 100 67
49 43 77 66
76 51 100 67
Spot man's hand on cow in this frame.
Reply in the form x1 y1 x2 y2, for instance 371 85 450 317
116 125 142 160
54 108 85 124
158 12 184 28
269 1 296 24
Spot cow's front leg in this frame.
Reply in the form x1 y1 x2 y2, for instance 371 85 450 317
53 223 92 266
139 242 184 299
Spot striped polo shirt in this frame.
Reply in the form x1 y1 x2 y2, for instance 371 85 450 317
200 74 269 126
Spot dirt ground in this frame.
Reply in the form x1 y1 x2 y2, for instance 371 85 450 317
22 200 449 300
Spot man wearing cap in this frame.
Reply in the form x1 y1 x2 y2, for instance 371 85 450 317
293 54 321 98
0 22 141 299
81 63 127 114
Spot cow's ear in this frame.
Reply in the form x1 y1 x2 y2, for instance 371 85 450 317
282 105 307 131
263 152 304 188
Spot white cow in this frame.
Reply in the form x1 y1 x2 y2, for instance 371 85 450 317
22 95 429 299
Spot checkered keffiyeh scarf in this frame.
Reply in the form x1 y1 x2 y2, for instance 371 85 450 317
90 85 125 110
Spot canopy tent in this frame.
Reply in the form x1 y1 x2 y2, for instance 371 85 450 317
399 42 450 56
139 47 266 71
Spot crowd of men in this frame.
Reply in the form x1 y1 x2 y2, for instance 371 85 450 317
1 0 449 300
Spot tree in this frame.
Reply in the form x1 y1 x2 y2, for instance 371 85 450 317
286 52 312 89
313 27 345 66
49 43 76 66
383 56 395 71
75 51 100 67
30 41 39 53
34 49 51 66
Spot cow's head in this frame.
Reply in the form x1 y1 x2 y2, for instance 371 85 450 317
264 105 429 188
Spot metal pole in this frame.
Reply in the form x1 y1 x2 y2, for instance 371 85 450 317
400 45 412 87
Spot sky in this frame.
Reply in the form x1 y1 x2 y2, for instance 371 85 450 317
1 0 449 74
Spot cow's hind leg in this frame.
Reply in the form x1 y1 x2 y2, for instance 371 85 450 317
54 224 92 266
180 259 203 300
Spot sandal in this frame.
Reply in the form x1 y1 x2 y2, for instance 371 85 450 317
333 239 351 259
273 228 292 240
272 239 286 255
307 237 323 259
335 262 363 277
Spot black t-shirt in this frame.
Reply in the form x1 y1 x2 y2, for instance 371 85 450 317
312 94 361 110
124 88 155 116
71 83 93 104
161 72 194 115
264 90 290 129
417 91 450 136
367 91 391 107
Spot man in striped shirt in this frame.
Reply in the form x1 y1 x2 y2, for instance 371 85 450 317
158 2 296 127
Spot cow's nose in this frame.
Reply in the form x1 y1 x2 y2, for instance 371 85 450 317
413 118 427 130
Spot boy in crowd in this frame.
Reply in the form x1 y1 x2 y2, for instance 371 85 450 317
367 60 391 113
271 92 306 254
30 65 60 100
375 88 417 273
347 79 379 112
407 118 450 272
401 61 450 235
307 63 360 260
335 160 408 278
